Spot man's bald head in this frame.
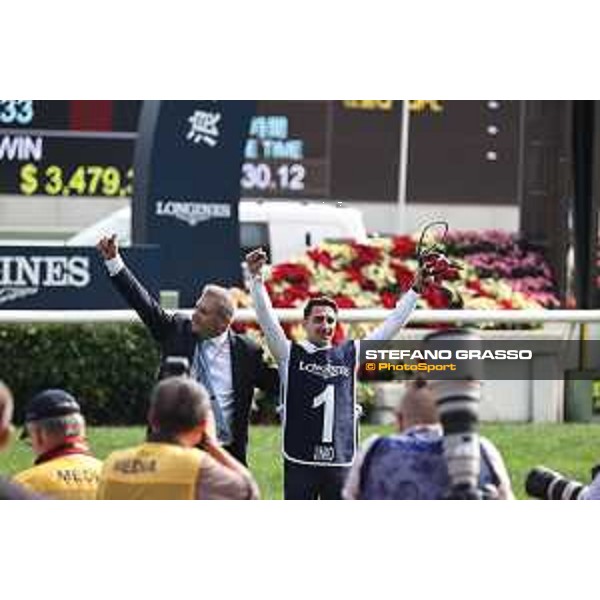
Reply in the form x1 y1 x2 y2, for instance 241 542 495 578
191 284 236 338
396 380 440 431
0 381 14 451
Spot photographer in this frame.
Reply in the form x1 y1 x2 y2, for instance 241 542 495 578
14 389 102 500
581 473 600 499
343 379 514 500
97 377 259 500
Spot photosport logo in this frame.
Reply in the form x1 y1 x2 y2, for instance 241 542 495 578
0 255 91 306
155 200 232 227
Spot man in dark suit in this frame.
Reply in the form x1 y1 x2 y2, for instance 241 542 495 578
97 235 278 465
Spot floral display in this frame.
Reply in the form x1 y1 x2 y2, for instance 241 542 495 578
235 230 560 418
236 230 559 320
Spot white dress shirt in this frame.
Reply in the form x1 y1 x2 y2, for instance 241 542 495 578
200 330 236 430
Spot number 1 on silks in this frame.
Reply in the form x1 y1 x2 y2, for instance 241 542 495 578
312 385 335 444
282 340 357 467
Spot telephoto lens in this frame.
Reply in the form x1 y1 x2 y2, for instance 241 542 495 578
158 356 191 380
525 466 587 500
423 329 483 500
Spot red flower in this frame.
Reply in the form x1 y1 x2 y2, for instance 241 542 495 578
271 263 311 290
231 322 248 334
350 242 383 267
391 236 416 259
272 287 310 308
422 284 451 309
307 248 333 268
467 280 487 296
440 267 460 281
499 299 514 309
380 290 398 308
392 264 416 292
346 267 363 283
334 295 356 309
343 268 371 290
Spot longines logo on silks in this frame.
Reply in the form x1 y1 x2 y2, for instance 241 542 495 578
0 255 91 306
155 200 232 227
298 361 351 380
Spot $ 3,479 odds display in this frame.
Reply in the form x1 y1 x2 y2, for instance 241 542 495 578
19 163 133 197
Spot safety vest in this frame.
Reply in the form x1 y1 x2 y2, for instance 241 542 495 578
358 428 500 500
97 442 204 500
14 454 102 500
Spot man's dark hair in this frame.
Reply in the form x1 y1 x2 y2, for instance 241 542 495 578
148 377 209 441
303 296 339 320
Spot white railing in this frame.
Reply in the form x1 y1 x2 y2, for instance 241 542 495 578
1 308 600 324
1 308 596 423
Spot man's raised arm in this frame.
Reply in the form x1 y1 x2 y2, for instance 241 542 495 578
365 271 423 342
244 249 289 366
97 234 173 342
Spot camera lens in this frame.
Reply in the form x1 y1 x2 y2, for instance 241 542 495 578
158 356 191 380
423 329 483 498
525 466 586 500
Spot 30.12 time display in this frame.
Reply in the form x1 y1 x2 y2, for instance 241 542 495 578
241 162 306 192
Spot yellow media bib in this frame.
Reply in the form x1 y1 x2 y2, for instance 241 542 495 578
15 454 102 500
97 443 204 500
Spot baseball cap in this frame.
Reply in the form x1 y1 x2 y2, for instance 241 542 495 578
21 389 81 438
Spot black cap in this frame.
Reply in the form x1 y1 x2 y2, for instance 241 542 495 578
24 389 81 424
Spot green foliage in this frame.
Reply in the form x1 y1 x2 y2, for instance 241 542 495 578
0 323 159 425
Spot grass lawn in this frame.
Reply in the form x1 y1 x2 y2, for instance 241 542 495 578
2 423 600 499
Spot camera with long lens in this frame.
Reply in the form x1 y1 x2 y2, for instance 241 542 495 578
423 329 486 500
525 466 587 500
158 356 191 380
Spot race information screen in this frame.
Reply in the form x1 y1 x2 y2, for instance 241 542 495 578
0 100 139 198
0 100 519 203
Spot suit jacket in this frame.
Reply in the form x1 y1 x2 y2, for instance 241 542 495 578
109 264 279 465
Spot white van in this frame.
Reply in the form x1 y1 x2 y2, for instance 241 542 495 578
66 201 367 263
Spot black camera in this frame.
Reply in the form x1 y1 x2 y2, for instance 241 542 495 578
158 356 191 380
525 466 587 500
423 329 486 500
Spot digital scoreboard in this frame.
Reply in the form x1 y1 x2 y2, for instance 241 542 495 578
241 100 405 201
0 100 520 204
407 100 520 204
0 100 139 198
241 100 519 203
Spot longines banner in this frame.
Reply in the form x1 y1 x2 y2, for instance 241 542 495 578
0 247 159 309
133 100 255 307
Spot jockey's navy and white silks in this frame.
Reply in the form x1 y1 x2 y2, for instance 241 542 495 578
357 427 500 500
247 269 418 472
283 340 358 467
